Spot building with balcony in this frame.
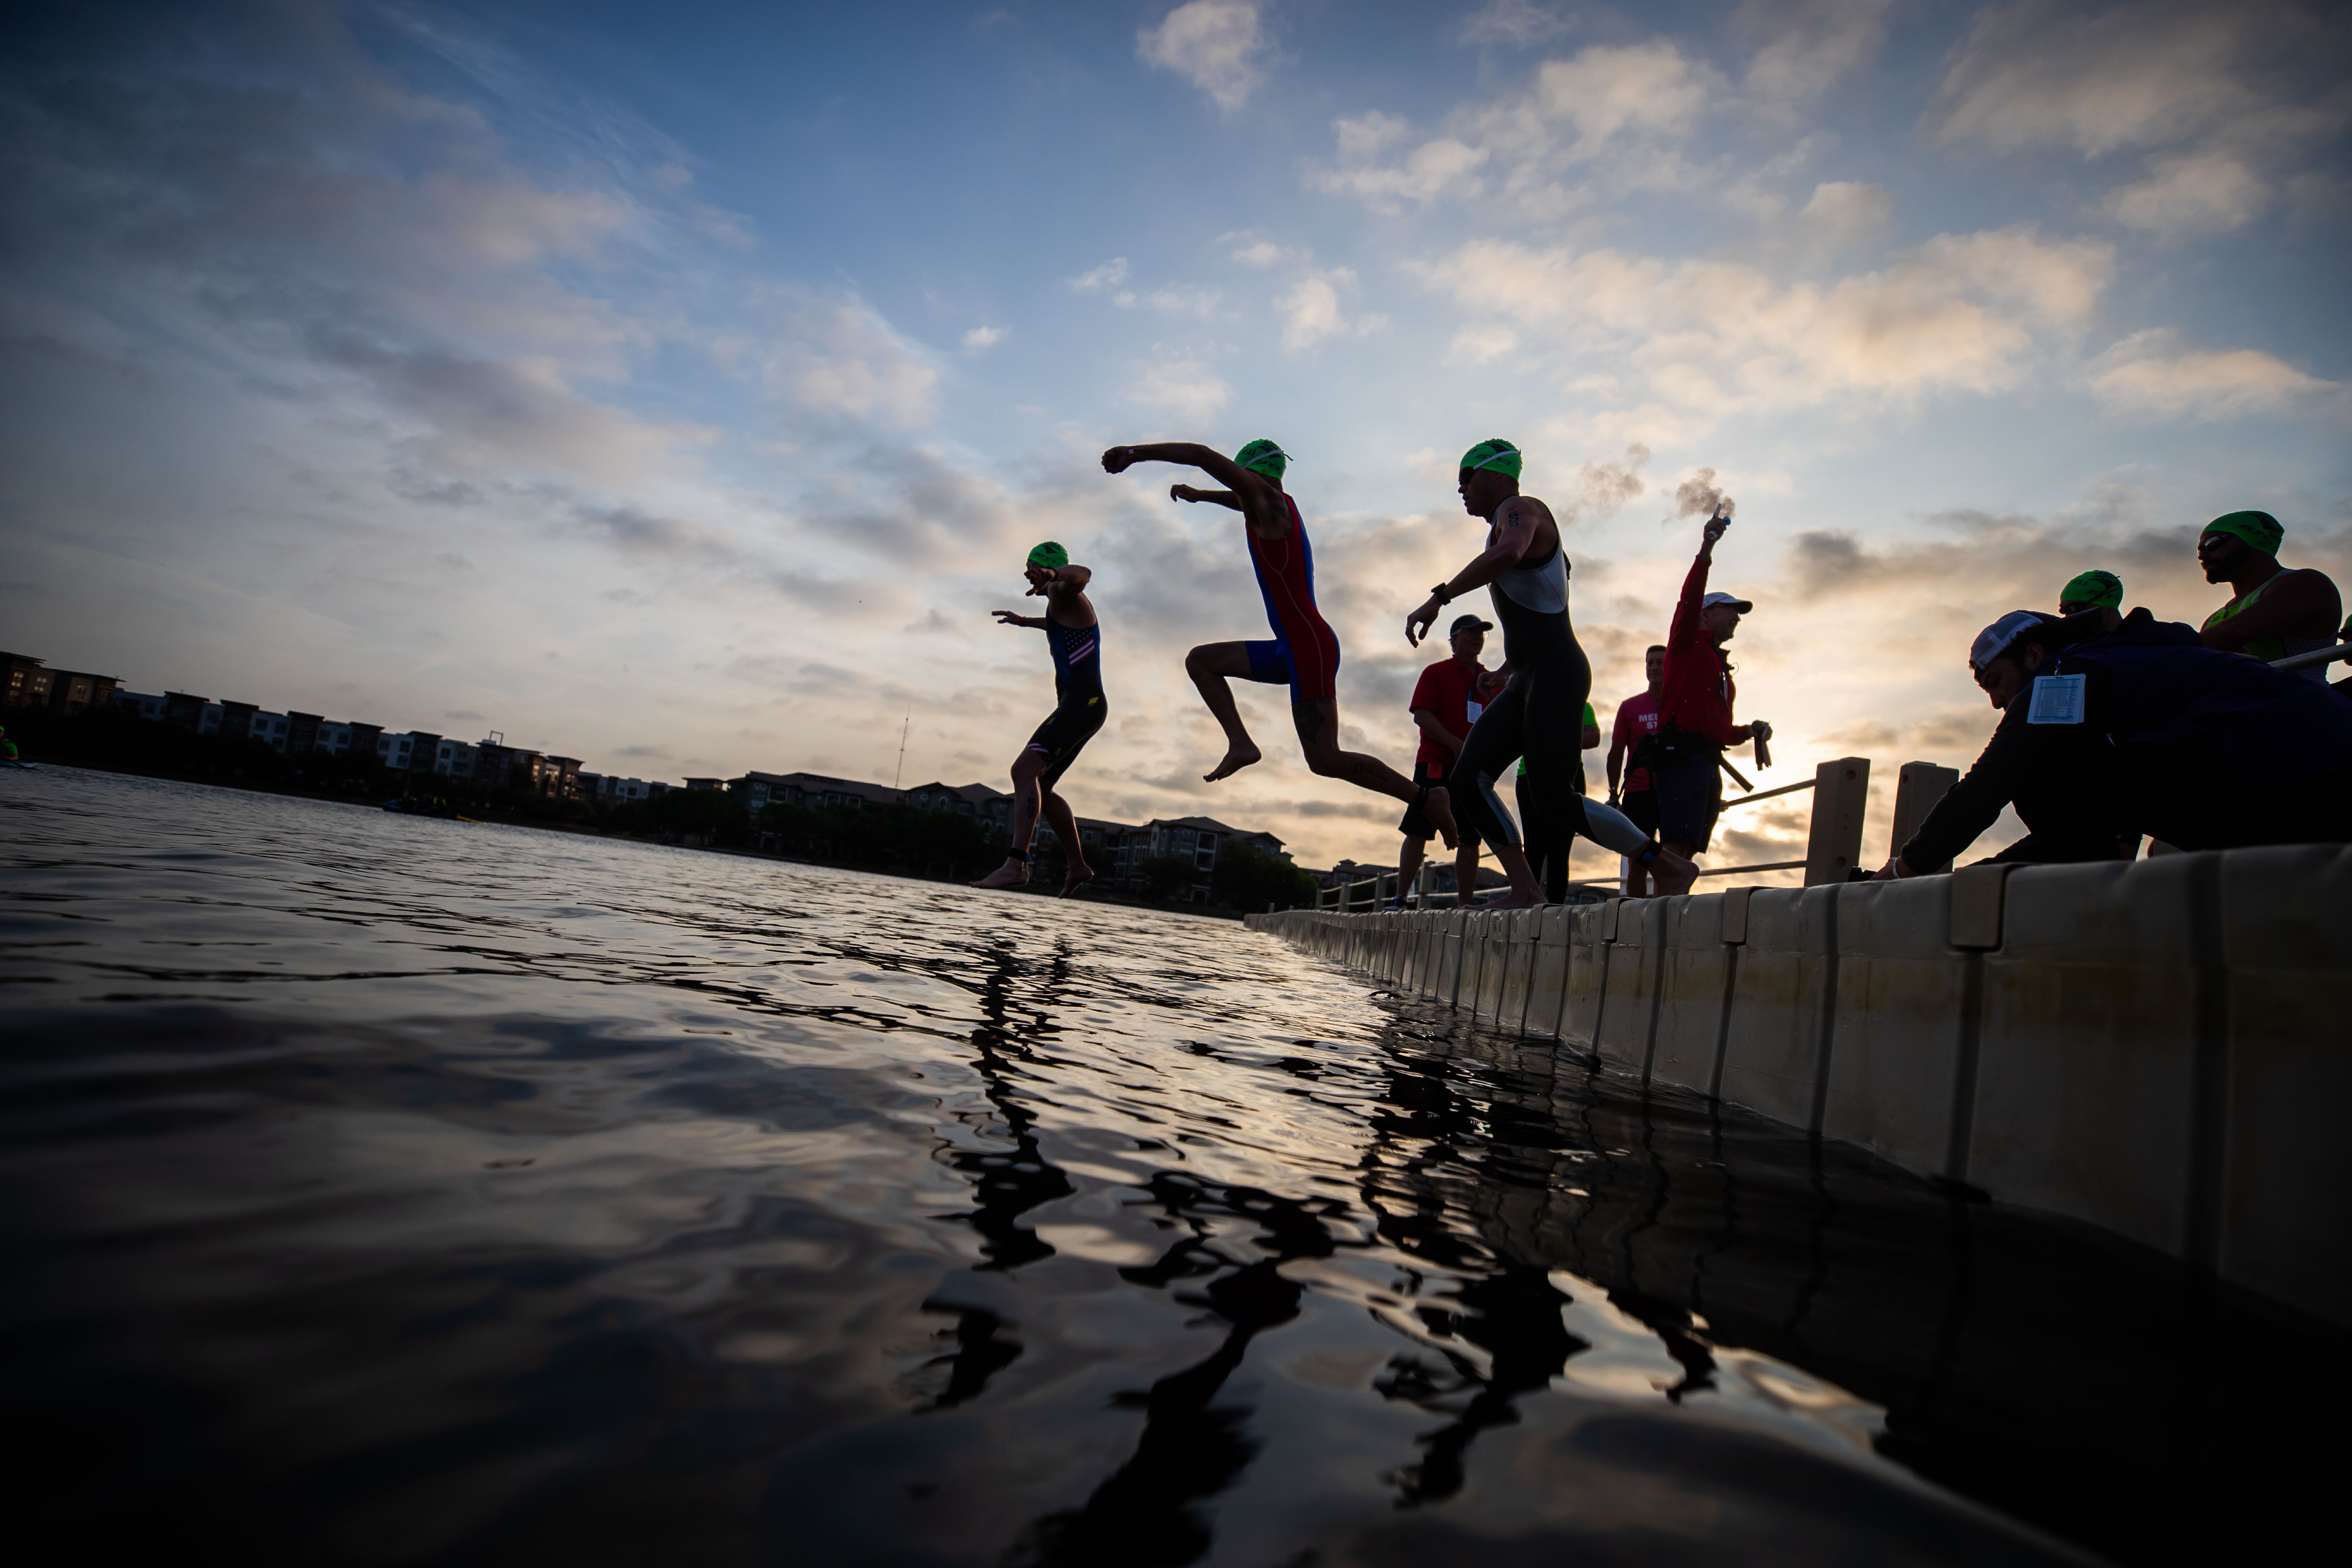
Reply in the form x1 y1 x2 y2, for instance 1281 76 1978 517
2 655 119 715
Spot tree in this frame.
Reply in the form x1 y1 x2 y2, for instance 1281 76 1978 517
1210 840 1317 910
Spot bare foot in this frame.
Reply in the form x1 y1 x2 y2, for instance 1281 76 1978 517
1203 742 1262 783
1060 866 1095 898
971 858 1030 889
1647 850 1699 897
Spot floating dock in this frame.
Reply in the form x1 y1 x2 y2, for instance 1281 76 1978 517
1248 845 2351 1329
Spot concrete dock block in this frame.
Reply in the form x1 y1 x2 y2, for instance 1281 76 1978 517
1596 897 1666 1072
1971 857 2202 1257
1651 894 1731 1093
1821 879 1971 1173
2217 844 2352 1326
1560 904 1610 1048
1473 910 1513 1022
1498 909 1540 1033
1718 886 1839 1130
1527 907 1572 1042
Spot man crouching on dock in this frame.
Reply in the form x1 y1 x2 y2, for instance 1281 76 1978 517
972 542 1104 896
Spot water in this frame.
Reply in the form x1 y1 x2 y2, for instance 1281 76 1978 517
1 769 2334 1566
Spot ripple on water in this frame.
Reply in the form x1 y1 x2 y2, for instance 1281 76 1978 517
0 769 2335 1566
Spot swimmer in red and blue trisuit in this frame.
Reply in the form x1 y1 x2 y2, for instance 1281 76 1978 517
972 542 1106 896
1101 438 1449 827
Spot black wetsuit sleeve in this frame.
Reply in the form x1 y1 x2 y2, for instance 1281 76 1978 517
1901 698 2049 871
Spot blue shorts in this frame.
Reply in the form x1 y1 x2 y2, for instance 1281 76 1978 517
1242 632 1338 704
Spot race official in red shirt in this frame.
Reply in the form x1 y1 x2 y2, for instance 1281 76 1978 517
1654 512 1770 865
1394 614 1508 906
1607 644 1667 893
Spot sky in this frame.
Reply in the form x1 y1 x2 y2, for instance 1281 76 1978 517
3 0 2348 874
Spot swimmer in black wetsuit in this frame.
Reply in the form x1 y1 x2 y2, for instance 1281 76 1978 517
972 542 1105 896
1406 440 1700 906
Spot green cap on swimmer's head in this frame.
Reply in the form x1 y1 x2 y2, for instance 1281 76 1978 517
1026 541 1069 572
2202 510 2283 557
2058 570 2122 612
1234 439 1288 481
1459 438 1522 480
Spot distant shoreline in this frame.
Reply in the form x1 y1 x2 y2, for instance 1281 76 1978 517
14 759 1248 920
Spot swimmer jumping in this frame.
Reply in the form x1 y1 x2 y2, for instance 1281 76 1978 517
1406 439 1699 905
971 542 1105 896
1101 439 1450 829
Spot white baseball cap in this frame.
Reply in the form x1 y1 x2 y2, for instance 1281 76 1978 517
1970 610 2050 671
1701 591 1753 613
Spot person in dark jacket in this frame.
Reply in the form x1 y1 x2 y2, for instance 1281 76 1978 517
1872 606 2352 879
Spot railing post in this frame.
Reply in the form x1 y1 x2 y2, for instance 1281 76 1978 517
1803 756 1871 885
1416 861 1434 908
1890 761 1959 873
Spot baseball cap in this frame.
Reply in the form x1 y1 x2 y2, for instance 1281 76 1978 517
1970 610 2051 672
1449 614 1494 635
1701 591 1753 613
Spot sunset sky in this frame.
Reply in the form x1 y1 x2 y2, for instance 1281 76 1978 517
4 0 2347 872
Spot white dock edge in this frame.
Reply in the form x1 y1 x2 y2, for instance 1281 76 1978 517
1248 847 2352 1330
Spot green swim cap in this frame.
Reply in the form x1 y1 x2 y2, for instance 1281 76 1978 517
1459 438 1522 479
2059 570 2123 611
1235 439 1288 481
1027 541 1069 571
2202 510 2283 556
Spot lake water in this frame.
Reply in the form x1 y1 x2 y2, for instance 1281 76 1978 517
1 768 2333 1566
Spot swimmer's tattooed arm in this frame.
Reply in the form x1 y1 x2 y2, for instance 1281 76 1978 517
1407 495 1557 646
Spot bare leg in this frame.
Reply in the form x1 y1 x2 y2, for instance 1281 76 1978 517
1453 830 1481 910
971 750 1047 889
1485 844 1544 908
1040 786 1094 896
1186 642 1264 782
1397 835 1427 906
1293 700 1420 803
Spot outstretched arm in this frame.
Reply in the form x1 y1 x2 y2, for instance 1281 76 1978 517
1171 484 1243 511
1104 442 1283 535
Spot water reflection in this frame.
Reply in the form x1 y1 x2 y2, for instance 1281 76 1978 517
0 770 2337 1567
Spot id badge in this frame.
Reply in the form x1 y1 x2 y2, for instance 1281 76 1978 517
2027 673 2086 725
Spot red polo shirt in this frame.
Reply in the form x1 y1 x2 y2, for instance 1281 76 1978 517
1612 692 1662 792
1409 655 1485 775
1659 554 1743 747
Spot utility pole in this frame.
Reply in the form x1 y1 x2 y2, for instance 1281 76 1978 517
893 714 909 791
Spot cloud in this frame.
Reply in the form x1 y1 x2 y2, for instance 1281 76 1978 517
2104 151 2267 236
1137 1 1269 112
1065 257 1219 315
1068 258 1132 294
1461 1 1571 46
1928 1 2348 238
1737 0 1892 113
1308 40 1715 215
757 291 938 427
1271 268 1384 352
2085 330 2340 421
1929 2 2262 156
962 325 1006 351
1123 358 1231 424
1417 225 2115 421
1800 180 1893 245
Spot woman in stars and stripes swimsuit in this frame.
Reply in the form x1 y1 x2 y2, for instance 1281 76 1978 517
1099 439 1445 829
